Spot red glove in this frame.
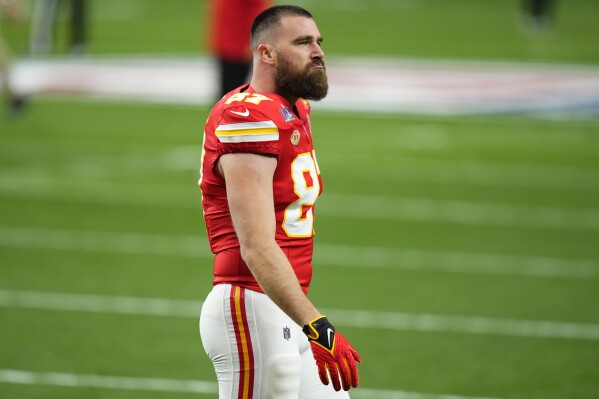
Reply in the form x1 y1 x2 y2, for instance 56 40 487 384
303 316 361 391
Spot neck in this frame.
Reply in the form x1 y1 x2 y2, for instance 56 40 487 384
250 65 297 106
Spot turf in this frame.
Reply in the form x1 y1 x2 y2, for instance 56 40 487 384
1 0 599 398
3 0 599 64
1 100 599 398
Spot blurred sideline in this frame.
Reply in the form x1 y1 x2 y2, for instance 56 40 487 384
9 55 599 117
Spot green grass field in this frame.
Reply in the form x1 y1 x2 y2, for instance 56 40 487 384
3 0 599 64
2 1 599 398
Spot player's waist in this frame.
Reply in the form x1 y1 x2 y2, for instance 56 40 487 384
213 244 314 292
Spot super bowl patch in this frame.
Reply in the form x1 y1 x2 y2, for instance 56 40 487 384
279 105 296 122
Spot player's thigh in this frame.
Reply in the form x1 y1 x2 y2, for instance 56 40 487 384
249 287 304 398
298 337 351 399
200 284 304 399
199 284 237 398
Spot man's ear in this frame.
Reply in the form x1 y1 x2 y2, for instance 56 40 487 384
258 44 275 65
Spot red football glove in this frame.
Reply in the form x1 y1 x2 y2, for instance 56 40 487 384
303 316 361 391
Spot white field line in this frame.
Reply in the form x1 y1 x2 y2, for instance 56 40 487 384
347 164 599 192
314 243 599 279
321 193 599 231
1 290 599 342
1 178 599 232
3 141 598 192
0 226 213 258
0 369 217 395
0 226 597 279
342 157 599 192
0 369 500 399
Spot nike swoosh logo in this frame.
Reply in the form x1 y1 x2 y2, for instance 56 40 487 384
230 109 250 117
326 328 334 348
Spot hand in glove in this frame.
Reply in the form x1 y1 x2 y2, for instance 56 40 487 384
303 316 361 391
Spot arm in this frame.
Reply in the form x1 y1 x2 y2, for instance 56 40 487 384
218 152 320 326
219 151 360 391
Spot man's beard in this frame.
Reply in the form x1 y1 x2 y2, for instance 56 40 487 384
275 57 328 101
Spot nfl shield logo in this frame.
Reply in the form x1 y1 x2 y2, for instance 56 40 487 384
283 326 291 340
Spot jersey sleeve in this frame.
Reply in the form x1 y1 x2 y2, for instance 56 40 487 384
214 105 280 158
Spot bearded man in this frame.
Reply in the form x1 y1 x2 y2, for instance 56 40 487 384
198 5 361 399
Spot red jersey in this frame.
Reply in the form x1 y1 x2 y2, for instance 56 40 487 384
208 0 271 62
199 84 323 293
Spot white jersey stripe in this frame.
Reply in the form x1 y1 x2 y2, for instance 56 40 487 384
217 133 279 143
215 120 279 143
216 128 278 137
216 120 277 131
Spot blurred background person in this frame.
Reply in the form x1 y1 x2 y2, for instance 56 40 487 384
29 0 88 56
0 0 26 115
208 0 271 98
521 0 556 32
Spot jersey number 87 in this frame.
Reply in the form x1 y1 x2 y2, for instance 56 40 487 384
283 151 321 238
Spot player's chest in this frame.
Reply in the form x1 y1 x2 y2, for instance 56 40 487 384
277 115 314 155
274 120 323 199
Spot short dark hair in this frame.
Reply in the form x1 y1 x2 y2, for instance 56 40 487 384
250 5 313 52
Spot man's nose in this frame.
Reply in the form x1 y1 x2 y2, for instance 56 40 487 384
311 43 324 59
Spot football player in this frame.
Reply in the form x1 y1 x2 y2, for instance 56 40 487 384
199 5 361 398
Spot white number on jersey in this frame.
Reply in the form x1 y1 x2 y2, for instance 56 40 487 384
283 151 321 238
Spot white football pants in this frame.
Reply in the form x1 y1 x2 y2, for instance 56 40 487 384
200 284 351 399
